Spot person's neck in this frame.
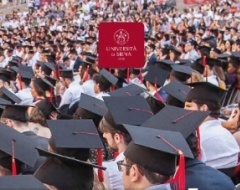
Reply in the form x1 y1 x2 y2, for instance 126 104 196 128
117 143 127 154
13 124 30 133
203 115 216 123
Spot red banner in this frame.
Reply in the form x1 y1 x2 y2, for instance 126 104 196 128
98 22 144 68
183 0 213 5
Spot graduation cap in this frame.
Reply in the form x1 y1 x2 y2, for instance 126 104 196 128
99 69 118 85
168 45 182 55
0 98 11 116
78 93 107 117
0 69 14 83
60 69 73 79
218 53 230 60
44 76 57 86
32 77 54 92
38 61 55 75
82 56 95 67
103 96 153 132
191 58 205 74
1 104 31 122
186 82 226 103
230 52 240 67
198 45 211 57
123 125 193 190
109 84 145 97
156 60 175 72
144 66 169 87
142 105 209 138
162 81 191 103
8 60 19 67
0 175 47 190
170 65 194 82
34 148 105 190
12 56 22 63
0 123 38 169
144 93 165 114
47 119 104 149
211 47 221 54
0 87 21 104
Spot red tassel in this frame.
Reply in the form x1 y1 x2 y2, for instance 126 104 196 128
174 151 185 190
196 127 201 159
127 68 130 84
110 85 115 92
19 76 22 91
48 88 53 103
83 66 90 82
154 77 164 102
11 140 17 175
113 151 119 158
203 56 208 82
97 149 104 182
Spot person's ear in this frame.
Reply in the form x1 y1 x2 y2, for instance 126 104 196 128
200 104 208 112
113 133 121 144
130 165 141 183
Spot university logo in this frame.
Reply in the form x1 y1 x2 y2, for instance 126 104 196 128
114 29 129 46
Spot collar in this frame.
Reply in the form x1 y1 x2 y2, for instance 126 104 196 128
186 158 204 168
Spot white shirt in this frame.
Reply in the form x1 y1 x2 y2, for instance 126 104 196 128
94 92 110 101
81 79 96 97
204 75 219 87
15 88 34 105
59 81 84 108
200 119 239 169
102 153 124 190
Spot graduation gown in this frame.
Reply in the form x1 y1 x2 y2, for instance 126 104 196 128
221 82 240 107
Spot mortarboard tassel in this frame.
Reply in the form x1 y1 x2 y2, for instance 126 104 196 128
157 135 186 190
154 77 164 102
203 56 207 82
11 140 17 175
113 151 119 159
56 65 60 79
49 87 53 103
97 149 104 182
83 65 90 82
110 85 115 92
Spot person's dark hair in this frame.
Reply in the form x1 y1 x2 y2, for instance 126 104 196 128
29 107 47 127
21 78 31 87
93 74 111 92
186 133 198 158
32 81 47 98
99 117 132 145
73 107 102 127
185 98 221 118
166 95 184 108
125 158 169 184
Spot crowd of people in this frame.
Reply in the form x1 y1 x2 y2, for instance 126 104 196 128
0 0 238 189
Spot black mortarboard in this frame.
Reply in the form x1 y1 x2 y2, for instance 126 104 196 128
130 68 140 75
142 105 209 138
109 84 145 97
47 119 104 149
0 175 47 190
191 58 205 74
123 125 193 177
162 81 191 103
32 77 54 92
170 65 194 82
0 87 21 104
145 94 165 114
44 76 57 86
168 45 182 55
34 148 105 190
1 104 31 122
8 60 19 67
230 52 240 67
0 123 38 168
202 36 216 47
211 47 221 54
186 82 226 103
218 53 230 60
82 56 95 66
198 45 211 57
99 69 118 85
156 60 174 72
144 66 169 87
60 69 73 79
0 69 13 82
38 61 56 74
103 96 153 132
18 65 34 80
78 93 107 117
12 56 22 62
